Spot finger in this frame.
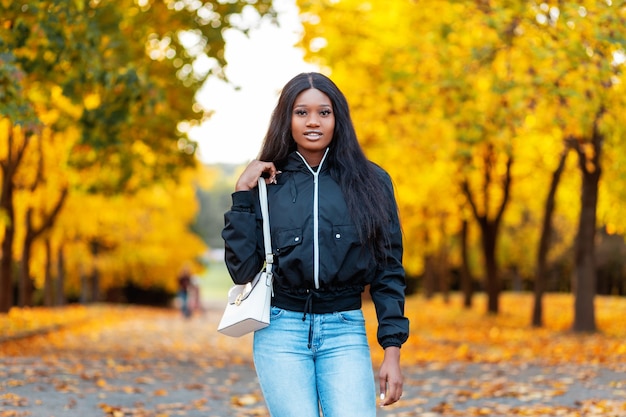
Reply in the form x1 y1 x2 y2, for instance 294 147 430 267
383 381 402 405
262 165 281 185
259 162 277 177
379 378 387 401
271 170 282 184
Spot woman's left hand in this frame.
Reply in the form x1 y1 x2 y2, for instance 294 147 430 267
378 346 403 407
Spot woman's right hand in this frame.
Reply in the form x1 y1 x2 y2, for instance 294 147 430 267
235 160 281 191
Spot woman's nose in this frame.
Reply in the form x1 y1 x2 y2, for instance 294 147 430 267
306 115 320 126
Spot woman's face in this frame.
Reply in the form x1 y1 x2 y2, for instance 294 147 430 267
290 88 335 166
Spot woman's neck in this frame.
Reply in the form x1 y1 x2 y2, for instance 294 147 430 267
296 148 329 173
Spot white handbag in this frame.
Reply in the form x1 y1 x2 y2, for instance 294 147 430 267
218 178 273 337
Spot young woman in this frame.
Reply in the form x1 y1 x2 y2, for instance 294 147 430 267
222 72 409 416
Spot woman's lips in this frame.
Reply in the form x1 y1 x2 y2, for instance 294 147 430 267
303 131 323 139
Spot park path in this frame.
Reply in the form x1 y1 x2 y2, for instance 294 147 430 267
1 300 625 417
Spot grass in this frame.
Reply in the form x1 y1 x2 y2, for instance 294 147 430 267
196 260 234 301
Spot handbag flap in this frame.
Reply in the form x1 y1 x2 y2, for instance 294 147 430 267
227 271 266 305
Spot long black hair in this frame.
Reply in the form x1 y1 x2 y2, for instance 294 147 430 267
259 72 396 261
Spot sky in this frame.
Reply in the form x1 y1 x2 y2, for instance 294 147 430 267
190 0 318 165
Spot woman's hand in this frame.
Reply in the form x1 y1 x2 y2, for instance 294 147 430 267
235 160 281 191
378 346 403 407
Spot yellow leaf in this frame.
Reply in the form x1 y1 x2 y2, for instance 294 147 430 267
83 92 101 110
153 389 168 397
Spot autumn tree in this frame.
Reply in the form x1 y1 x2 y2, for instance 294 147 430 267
298 0 523 313
520 2 626 331
48 168 206 302
0 0 276 311
532 142 572 327
297 0 626 325
0 58 40 311
297 0 466 295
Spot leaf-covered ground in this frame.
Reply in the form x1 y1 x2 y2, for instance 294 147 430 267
1 293 625 417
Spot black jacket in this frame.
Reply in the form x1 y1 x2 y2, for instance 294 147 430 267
222 151 409 348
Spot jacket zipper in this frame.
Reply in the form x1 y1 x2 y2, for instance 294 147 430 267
296 148 330 290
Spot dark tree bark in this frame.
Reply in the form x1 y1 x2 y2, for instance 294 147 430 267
437 217 450 304
459 219 474 308
90 241 101 302
423 254 436 300
422 226 435 299
80 267 90 304
43 238 54 307
0 171 16 312
532 142 572 327
0 127 31 312
571 112 604 333
55 246 66 306
461 147 513 314
18 187 68 306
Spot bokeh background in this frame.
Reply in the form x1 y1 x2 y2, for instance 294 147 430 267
1 0 625 334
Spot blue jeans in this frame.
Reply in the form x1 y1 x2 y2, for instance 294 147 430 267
179 291 190 317
253 307 376 417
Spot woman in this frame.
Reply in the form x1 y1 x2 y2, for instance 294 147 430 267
222 72 409 416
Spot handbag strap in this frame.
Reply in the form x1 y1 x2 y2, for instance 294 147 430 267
258 177 273 274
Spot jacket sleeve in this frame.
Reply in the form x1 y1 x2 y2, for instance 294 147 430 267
221 190 265 285
369 170 410 349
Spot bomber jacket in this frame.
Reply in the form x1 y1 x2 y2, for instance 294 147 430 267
222 151 409 349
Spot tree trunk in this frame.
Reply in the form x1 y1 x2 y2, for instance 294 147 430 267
437 218 450 304
18 242 34 307
421 226 435 299
532 143 571 327
55 246 66 306
90 241 100 302
43 238 54 307
91 268 100 302
482 220 499 314
571 118 603 333
80 266 90 304
461 150 512 315
460 219 473 308
437 260 450 304
423 254 436 299
18 188 68 307
1 126 32 312
1 132 17 312
0 182 15 312
572 170 598 332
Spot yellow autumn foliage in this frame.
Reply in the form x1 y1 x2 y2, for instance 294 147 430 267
4 93 206 300
50 167 206 296
297 0 626 284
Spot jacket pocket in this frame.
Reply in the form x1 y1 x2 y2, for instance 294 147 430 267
274 227 303 256
325 224 374 283
331 225 359 249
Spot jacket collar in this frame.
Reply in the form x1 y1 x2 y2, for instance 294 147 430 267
284 148 330 174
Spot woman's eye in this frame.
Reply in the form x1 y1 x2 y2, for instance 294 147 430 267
294 109 307 116
320 110 331 116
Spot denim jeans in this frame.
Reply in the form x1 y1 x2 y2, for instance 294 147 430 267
178 291 190 318
253 307 376 417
